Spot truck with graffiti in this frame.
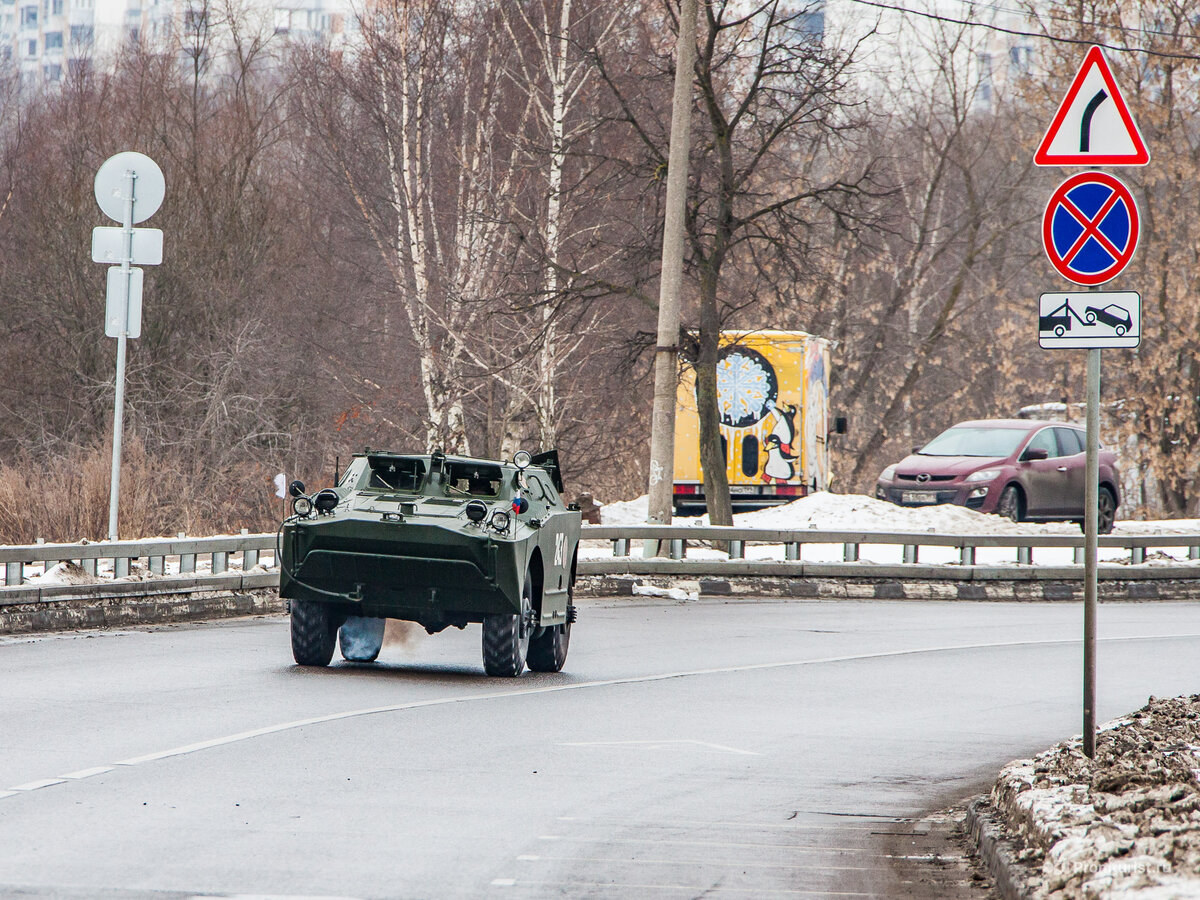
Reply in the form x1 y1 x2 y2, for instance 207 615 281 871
673 330 836 514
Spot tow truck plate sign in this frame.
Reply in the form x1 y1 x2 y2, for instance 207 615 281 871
1038 291 1140 349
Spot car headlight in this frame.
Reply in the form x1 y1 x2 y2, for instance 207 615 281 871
965 468 1001 483
879 464 897 482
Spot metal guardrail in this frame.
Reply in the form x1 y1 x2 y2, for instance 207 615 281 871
2 524 1200 592
0 530 277 587
582 525 1200 566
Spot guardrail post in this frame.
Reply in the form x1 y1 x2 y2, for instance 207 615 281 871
1074 546 1085 564
960 545 975 565
614 538 629 557
180 531 196 574
114 556 130 578
5 562 22 585
1131 546 1145 564
1018 547 1032 565
903 544 918 564
213 551 229 574
728 540 744 560
1191 545 1199 561
785 542 800 561
669 539 684 560
843 543 859 562
241 528 259 570
149 555 164 575
82 557 97 576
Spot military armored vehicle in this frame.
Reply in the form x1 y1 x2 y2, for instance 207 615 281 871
279 449 580 676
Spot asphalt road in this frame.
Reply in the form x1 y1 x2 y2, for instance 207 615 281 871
3 596 1200 899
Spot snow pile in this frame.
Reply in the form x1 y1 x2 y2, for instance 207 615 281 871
597 491 1200 536
25 561 101 586
633 584 699 602
989 695 1200 898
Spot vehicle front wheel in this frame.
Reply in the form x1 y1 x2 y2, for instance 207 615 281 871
996 485 1023 523
291 599 339 666
528 623 570 672
482 573 534 677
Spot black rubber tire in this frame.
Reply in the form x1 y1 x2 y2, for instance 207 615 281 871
1097 487 1116 535
291 599 338 666
482 572 533 677
527 623 570 672
996 485 1023 523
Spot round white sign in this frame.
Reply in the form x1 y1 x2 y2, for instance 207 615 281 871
94 152 165 224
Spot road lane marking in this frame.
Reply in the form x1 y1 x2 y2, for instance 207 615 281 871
8 778 67 791
5 630 1200 802
517 854 873 871
559 739 760 755
60 766 114 780
489 879 872 896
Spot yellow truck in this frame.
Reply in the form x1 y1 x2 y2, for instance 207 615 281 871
673 330 836 514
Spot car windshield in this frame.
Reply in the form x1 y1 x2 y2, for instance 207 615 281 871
918 426 1027 458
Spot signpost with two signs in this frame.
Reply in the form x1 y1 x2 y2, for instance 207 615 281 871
1034 45 1148 759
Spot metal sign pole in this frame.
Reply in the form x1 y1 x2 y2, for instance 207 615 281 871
1083 344 1100 758
107 169 137 542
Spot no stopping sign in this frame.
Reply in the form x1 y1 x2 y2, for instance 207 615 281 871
1042 171 1139 285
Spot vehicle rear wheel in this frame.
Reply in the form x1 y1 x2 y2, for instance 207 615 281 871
528 623 570 672
482 571 533 677
339 615 386 662
291 599 339 666
1097 487 1116 535
996 485 1023 523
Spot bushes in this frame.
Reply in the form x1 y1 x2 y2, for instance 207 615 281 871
0 436 285 543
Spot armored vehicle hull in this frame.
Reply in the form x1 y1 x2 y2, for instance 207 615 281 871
280 450 580 676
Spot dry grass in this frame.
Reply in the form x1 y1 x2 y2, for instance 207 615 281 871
0 437 283 543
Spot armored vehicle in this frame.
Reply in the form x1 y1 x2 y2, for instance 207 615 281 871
280 449 580 676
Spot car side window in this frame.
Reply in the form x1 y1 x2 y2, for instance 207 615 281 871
1026 428 1058 458
1055 427 1084 456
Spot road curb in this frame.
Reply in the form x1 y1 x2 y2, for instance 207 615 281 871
965 797 1035 900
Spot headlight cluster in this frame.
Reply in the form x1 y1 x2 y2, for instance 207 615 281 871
965 468 1001 483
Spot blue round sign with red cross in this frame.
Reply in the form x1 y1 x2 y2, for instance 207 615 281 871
1042 171 1139 285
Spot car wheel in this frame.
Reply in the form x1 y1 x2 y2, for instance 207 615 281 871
1115 325 1127 337
996 485 1023 523
1054 325 1066 337
291 599 339 666
339 615 386 662
482 568 534 677
1085 311 1097 324
1097 487 1116 535
527 623 570 672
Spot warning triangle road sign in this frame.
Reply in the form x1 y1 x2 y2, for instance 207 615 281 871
1035 45 1150 166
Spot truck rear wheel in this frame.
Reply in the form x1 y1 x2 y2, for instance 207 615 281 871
291 599 338 666
527 623 570 672
482 572 533 677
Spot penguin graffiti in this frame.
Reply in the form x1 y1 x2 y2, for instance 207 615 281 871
764 399 797 457
761 434 798 483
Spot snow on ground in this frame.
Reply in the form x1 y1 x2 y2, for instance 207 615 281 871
600 491 1200 536
591 492 1200 565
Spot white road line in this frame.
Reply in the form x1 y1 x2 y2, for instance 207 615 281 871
8 778 67 791
59 766 114 780
489 878 517 886
4 630 1199 802
517 854 873 871
560 739 760 755
490 879 872 896
0 791 17 800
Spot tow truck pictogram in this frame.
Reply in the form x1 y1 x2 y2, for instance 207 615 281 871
1039 297 1089 337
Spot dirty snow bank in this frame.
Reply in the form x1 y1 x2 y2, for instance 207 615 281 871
599 491 1200 535
988 695 1200 898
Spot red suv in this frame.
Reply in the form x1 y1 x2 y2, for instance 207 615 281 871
875 419 1120 533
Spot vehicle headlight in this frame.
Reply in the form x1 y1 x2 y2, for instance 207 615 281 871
879 465 897 482
965 468 1001 483
292 496 314 517
491 510 511 531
